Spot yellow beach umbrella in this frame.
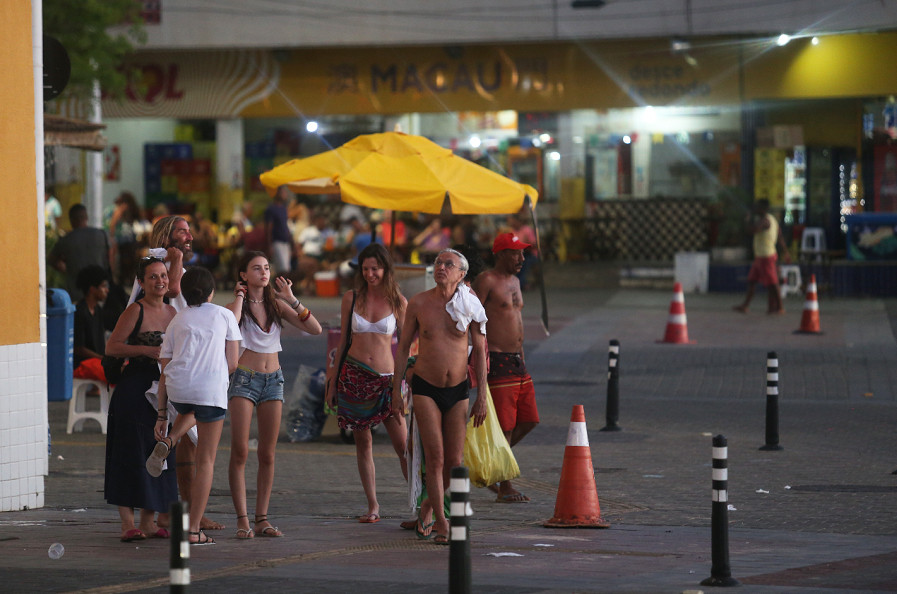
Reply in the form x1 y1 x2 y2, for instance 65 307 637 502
259 131 538 214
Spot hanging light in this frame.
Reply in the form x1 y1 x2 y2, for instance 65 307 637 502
776 34 791 46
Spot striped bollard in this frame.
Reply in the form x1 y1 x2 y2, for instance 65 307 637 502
701 435 739 587
759 351 784 451
169 501 190 593
449 466 472 594
600 339 621 432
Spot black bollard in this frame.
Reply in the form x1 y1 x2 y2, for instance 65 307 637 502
169 501 190 593
449 466 472 594
701 435 739 587
759 351 784 451
600 339 622 432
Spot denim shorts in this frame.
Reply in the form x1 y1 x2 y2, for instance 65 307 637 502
171 401 227 423
228 366 285 406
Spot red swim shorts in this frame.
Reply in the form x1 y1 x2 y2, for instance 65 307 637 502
747 255 779 286
487 352 539 433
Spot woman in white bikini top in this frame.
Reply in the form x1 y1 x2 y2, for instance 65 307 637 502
326 243 408 524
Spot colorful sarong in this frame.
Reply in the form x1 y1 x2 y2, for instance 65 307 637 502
337 356 392 431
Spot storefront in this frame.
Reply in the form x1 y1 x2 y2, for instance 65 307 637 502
45 32 897 260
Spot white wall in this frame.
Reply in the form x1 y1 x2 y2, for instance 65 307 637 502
102 119 178 209
118 1 897 50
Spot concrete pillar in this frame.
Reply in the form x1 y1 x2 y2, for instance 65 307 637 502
86 80 104 225
216 119 244 223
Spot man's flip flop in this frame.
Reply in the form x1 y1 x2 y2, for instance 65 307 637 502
358 513 380 524
415 518 435 540
496 492 530 503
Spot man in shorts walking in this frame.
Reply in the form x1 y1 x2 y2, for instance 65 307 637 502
734 199 791 314
474 232 539 503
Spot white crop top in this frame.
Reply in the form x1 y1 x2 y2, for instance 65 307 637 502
352 311 396 335
240 316 283 353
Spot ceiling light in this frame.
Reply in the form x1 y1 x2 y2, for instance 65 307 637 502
469 135 481 149
776 34 791 46
811 36 820 45
306 121 319 133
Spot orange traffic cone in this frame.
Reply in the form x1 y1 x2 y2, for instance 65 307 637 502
659 282 694 344
544 405 609 528
795 274 822 334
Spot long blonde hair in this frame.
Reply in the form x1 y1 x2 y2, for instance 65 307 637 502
150 215 187 249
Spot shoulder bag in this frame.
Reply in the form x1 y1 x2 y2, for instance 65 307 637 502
325 291 356 415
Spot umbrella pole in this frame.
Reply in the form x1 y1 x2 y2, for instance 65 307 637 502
389 211 396 255
525 195 550 336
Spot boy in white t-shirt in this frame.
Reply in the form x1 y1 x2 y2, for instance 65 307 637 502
146 267 242 546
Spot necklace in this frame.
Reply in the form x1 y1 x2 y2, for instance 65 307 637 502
247 298 264 304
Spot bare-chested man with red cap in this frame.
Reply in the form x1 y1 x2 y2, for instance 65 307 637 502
473 232 539 503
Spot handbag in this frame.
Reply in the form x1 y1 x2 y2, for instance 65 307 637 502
462 384 520 488
101 301 144 385
325 290 356 416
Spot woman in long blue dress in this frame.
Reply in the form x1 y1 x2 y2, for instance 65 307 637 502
104 257 178 542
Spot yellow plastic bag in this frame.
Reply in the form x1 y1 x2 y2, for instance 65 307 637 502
463 385 520 488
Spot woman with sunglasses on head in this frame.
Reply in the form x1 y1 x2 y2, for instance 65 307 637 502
326 243 408 525
225 251 323 539
103 257 178 543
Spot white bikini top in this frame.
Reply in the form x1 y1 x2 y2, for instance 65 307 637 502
352 311 396 335
240 316 282 353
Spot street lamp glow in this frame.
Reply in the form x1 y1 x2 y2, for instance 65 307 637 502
776 34 791 46
306 121 319 133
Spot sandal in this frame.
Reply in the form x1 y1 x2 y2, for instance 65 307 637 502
235 514 254 539
254 515 283 537
188 530 215 546
433 533 450 545
145 436 173 478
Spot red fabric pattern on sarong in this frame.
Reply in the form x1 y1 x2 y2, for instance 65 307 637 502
337 358 392 431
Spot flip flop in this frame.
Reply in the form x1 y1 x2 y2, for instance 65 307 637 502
496 492 530 503
400 519 417 530
235 528 255 540
415 518 435 540
188 530 215 546
433 533 450 545
152 528 170 539
358 513 380 524
120 528 147 542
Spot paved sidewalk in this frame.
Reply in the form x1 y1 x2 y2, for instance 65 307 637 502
4 264 897 593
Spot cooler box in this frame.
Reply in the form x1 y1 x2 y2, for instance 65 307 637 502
314 271 340 297
47 288 75 401
674 252 709 293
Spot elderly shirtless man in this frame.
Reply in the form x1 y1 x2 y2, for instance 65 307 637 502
393 248 487 545
473 232 540 503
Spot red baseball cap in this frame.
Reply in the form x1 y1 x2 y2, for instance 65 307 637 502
492 232 531 253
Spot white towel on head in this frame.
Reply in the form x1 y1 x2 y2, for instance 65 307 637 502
445 283 487 335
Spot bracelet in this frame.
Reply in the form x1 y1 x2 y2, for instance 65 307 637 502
299 307 311 322
291 299 301 309
158 408 166 411
157 416 168 421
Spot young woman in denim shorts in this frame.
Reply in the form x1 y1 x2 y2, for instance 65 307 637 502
226 251 322 539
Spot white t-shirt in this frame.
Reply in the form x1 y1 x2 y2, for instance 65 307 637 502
161 302 242 409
